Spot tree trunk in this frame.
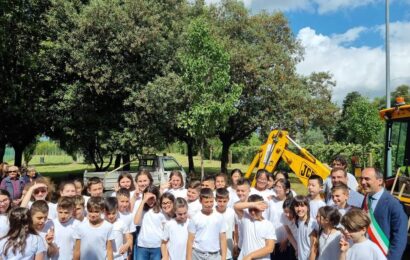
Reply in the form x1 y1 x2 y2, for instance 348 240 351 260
200 140 204 181
114 155 121 168
220 138 232 174
122 154 130 171
186 141 195 174
0 143 5 163
13 145 24 167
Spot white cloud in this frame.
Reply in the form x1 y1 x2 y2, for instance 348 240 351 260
204 0 382 14
296 23 410 102
314 0 378 14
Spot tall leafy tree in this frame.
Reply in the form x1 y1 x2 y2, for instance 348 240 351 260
176 18 241 178
0 0 53 165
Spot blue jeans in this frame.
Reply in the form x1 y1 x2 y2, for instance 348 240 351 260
135 246 161 260
132 226 141 260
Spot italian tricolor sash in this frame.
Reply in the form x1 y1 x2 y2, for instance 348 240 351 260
363 194 389 256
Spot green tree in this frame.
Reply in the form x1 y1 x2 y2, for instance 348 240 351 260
45 0 187 170
177 18 241 178
335 91 362 142
339 96 383 145
0 0 54 166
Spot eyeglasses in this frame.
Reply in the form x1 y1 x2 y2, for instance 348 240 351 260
7 170 18 173
0 199 10 204
161 201 172 206
34 188 47 195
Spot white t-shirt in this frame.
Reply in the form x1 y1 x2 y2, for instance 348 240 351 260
334 204 353 217
38 219 54 250
268 198 286 242
164 188 187 199
219 207 235 259
162 219 189 260
0 214 9 237
137 209 167 248
283 216 298 243
250 188 276 201
188 210 227 252
111 218 129 260
51 218 80 260
0 233 46 260
187 199 201 218
238 212 276 260
347 239 386 260
309 199 326 219
118 211 136 233
227 186 240 208
73 219 114 260
296 219 318 260
318 230 341 260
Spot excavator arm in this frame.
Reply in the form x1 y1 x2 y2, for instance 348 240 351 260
245 129 330 186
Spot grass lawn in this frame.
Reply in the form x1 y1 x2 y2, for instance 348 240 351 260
19 153 307 195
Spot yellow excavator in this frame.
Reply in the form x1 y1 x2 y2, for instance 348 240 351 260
244 129 330 187
244 98 410 210
379 97 410 208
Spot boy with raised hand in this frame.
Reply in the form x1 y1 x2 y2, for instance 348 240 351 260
307 175 326 219
52 197 80 260
187 188 227 260
215 188 235 260
73 197 114 260
234 194 275 260
331 183 353 217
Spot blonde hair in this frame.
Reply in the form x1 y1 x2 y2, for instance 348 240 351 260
341 208 370 232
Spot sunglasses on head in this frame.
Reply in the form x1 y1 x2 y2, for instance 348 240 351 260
34 188 47 195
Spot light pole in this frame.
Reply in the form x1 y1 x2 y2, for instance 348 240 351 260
385 0 392 177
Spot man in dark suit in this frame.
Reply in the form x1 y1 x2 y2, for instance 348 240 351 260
361 167 408 260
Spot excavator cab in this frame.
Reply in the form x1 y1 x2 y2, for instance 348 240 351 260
380 97 410 206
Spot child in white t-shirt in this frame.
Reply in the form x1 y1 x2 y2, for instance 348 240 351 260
215 188 235 260
291 195 318 260
134 185 167 260
30 200 58 258
73 197 114 260
234 194 276 260
282 198 298 260
0 189 12 237
227 169 242 208
307 175 326 219
105 197 132 260
112 172 136 199
215 173 228 189
52 197 80 260
269 179 294 260
331 183 353 217
0 207 46 259
162 170 187 199
339 209 386 260
161 197 190 260
72 195 85 222
316 206 342 260
116 188 136 259
187 180 202 218
187 188 227 260
234 178 251 256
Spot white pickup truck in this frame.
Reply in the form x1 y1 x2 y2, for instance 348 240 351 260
83 154 187 191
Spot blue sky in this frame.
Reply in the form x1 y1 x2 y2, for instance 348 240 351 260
206 0 410 103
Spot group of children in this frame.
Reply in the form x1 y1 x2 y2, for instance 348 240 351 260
0 166 386 260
